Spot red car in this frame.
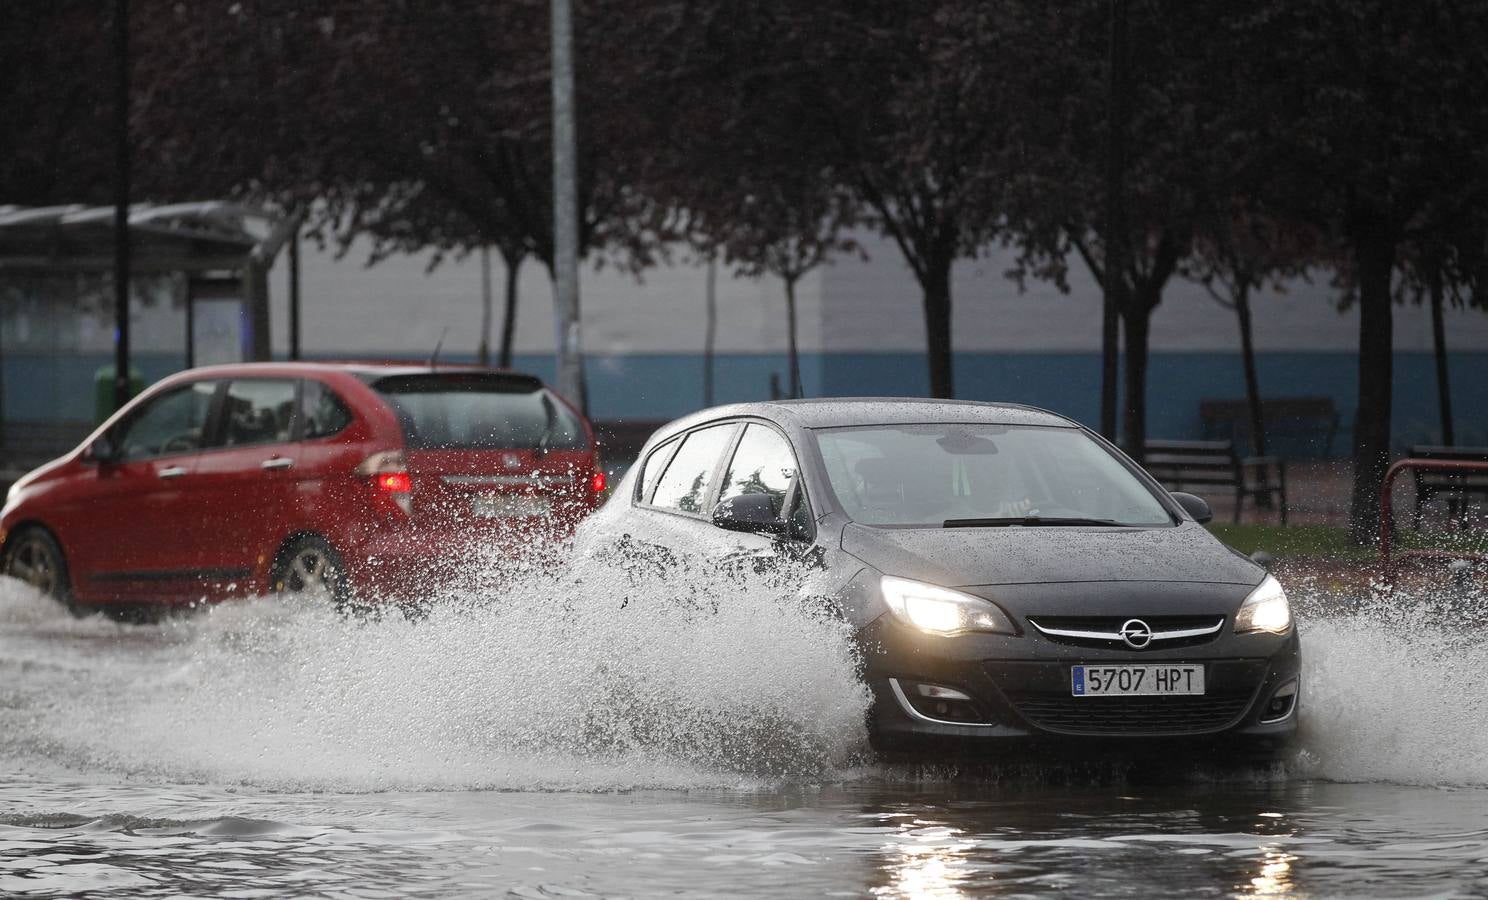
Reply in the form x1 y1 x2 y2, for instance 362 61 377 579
0 362 605 611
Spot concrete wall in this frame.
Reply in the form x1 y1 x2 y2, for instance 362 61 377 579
6 230 1488 458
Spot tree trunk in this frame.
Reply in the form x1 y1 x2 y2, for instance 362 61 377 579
1347 229 1396 544
784 275 802 399
478 246 492 367
498 248 521 369
1101 290 1121 439
1430 276 1454 446
1101 0 1129 440
922 261 954 399
703 255 717 407
1120 304 1150 464
1236 282 1266 456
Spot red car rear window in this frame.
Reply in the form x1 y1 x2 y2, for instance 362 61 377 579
371 374 588 451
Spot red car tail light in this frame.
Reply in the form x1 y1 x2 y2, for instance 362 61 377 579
377 472 412 493
589 469 607 495
356 450 413 515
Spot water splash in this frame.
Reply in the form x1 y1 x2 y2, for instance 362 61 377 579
3 546 1487 791
0 540 870 793
1290 573 1488 786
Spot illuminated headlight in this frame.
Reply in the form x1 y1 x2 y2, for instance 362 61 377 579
1235 575 1293 634
879 576 1016 636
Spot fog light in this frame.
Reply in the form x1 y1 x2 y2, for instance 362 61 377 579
890 678 996 726
916 684 973 701
1260 679 1298 723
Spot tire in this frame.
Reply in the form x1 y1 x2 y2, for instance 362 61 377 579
271 535 352 608
2 526 79 613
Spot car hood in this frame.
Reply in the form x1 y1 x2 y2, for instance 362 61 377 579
840 522 1262 587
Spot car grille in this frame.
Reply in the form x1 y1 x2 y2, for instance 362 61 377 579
1027 615 1226 650
1005 692 1255 736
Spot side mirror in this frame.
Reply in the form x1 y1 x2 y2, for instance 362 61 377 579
84 435 119 464
1171 491 1213 524
711 493 786 536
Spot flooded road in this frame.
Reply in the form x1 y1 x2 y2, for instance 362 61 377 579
2 563 1487 898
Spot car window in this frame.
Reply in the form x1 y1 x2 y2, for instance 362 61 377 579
815 423 1173 527
638 437 681 503
648 423 738 514
718 424 798 518
301 379 353 439
372 374 587 451
222 379 297 447
787 486 814 536
115 381 218 461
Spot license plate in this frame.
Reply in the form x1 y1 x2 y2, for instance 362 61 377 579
1072 664 1205 697
471 494 551 518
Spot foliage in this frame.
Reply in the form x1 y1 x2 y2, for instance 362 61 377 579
5 0 1488 535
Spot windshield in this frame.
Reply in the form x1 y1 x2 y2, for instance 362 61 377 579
372 375 587 451
814 423 1173 527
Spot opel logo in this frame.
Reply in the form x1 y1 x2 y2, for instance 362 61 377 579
1120 618 1153 649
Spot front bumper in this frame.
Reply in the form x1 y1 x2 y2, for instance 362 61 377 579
861 614 1302 758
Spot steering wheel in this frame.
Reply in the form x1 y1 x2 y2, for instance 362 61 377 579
161 434 198 453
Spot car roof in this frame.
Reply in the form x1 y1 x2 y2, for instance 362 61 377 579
155 360 544 385
658 398 1079 435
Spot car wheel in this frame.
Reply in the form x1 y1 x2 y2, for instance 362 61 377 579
3 526 78 612
273 535 351 608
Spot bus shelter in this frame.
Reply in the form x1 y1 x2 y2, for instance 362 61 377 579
0 202 298 467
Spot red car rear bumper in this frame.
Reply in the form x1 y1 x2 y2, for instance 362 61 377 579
337 515 584 602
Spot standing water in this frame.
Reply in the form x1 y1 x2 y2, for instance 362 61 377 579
2 550 1486 898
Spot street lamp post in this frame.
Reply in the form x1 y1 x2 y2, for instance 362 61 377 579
112 0 132 411
551 0 586 410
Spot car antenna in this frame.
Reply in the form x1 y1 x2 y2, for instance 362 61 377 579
429 326 449 369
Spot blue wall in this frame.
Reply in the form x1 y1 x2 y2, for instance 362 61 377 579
6 349 1485 456
505 350 1488 455
2 351 186 423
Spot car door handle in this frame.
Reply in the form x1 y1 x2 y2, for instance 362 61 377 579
158 466 187 479
260 457 294 471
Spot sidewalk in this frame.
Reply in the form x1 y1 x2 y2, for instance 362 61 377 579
1201 460 1356 527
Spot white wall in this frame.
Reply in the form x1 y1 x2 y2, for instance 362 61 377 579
267 231 1488 359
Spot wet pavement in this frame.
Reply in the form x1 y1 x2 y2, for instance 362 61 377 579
2 567 1486 898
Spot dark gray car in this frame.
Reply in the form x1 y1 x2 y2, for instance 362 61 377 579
583 398 1300 758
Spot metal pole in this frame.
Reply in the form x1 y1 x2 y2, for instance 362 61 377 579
551 0 585 410
112 0 132 409
288 227 301 360
478 245 492 367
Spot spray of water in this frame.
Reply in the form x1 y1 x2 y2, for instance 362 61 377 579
2 540 1486 791
0 535 870 792
1290 573 1488 786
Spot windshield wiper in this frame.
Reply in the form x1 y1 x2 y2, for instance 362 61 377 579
536 393 558 458
942 516 1134 528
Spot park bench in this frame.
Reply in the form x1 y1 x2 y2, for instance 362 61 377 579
1142 439 1288 524
1199 396 1341 458
1406 445 1488 526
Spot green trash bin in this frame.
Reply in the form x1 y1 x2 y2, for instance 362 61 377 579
94 365 145 425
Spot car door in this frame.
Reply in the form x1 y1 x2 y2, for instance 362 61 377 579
711 422 815 575
188 377 301 596
61 379 220 601
628 422 740 567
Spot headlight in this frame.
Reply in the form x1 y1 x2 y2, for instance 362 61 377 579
879 576 1016 636
1235 575 1292 634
